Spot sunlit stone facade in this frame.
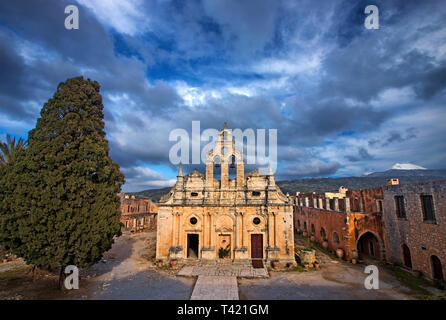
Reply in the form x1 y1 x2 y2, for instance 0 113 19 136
156 125 295 266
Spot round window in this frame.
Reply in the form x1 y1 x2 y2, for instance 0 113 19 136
190 217 197 225
253 217 261 225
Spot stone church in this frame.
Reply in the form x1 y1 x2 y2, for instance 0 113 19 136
156 124 295 267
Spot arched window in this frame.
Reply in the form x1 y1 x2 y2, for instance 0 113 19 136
304 221 307 232
297 220 301 228
320 227 326 240
311 224 315 235
333 232 340 245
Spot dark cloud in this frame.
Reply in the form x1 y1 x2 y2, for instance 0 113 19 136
278 160 341 179
369 128 418 147
345 147 374 162
0 0 445 190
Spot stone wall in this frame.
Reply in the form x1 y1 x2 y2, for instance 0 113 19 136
120 195 158 232
382 180 446 280
293 187 384 261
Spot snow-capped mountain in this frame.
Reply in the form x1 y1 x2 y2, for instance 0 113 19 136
391 163 427 170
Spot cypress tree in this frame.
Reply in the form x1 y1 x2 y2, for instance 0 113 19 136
9 76 124 286
0 147 28 256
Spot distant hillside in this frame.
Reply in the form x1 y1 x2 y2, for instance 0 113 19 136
366 169 446 178
129 169 446 202
132 187 172 202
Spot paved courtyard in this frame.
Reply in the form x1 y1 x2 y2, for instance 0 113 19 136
2 231 443 300
178 262 268 278
191 276 238 300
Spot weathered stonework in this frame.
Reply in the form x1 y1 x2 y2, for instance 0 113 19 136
294 180 446 282
293 187 384 261
156 125 295 266
382 180 446 280
119 193 158 232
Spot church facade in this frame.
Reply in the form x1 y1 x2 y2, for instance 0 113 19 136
156 125 295 266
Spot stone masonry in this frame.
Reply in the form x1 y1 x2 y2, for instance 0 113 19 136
382 180 446 280
156 124 295 267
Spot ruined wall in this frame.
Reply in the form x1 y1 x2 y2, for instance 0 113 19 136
382 180 446 280
120 196 158 232
294 187 384 261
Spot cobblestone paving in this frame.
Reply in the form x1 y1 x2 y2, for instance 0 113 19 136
178 263 268 278
190 276 239 300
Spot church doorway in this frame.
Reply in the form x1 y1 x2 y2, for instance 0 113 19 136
187 234 199 259
251 234 263 259
218 234 231 259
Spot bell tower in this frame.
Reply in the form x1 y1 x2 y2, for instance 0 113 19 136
205 123 244 189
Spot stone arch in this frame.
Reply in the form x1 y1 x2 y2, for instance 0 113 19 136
215 214 234 232
402 244 412 269
332 231 340 245
356 231 384 260
431 255 444 280
320 227 326 240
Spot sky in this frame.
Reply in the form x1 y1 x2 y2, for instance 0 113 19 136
0 0 445 192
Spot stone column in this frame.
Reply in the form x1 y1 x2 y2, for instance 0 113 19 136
305 197 309 207
273 212 277 248
236 158 244 187
318 198 324 209
313 198 318 208
202 211 207 247
325 198 330 210
359 198 364 212
177 213 182 248
345 198 351 213
334 198 339 211
266 210 271 248
171 213 176 246
221 160 229 189
240 212 245 247
234 212 239 249
206 162 214 187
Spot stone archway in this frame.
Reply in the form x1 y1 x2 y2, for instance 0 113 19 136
356 231 384 260
431 255 444 280
402 244 412 269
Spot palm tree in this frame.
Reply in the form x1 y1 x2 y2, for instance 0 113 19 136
0 134 27 166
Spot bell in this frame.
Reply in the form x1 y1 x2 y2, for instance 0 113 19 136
215 163 220 168
230 155 235 168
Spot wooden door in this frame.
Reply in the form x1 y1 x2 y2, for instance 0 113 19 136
251 234 263 259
